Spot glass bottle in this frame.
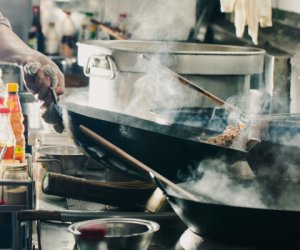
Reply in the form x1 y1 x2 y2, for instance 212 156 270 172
60 11 76 58
2 160 30 205
27 5 45 53
0 107 15 160
45 22 59 56
6 83 25 163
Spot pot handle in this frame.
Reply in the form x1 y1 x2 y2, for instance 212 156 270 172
149 172 177 204
84 55 117 80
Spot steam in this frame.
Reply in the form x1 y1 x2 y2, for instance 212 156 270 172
124 54 200 121
127 0 196 41
181 159 266 209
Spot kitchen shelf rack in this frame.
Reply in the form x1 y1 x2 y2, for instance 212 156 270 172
0 154 35 250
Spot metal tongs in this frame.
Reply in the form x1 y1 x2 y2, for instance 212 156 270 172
24 63 65 133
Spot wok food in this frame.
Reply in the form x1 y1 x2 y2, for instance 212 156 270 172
207 122 246 147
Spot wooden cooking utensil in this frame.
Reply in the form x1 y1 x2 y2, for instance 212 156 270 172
79 125 203 202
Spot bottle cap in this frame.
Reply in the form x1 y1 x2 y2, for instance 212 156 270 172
7 83 19 93
33 6 40 14
0 107 10 114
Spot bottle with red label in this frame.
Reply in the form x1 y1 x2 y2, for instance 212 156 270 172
6 83 25 162
0 107 15 161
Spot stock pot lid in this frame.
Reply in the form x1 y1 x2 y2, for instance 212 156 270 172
77 40 265 75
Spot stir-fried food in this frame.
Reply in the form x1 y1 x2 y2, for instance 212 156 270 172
207 122 246 147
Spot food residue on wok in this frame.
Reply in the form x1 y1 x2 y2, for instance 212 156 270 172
207 121 246 147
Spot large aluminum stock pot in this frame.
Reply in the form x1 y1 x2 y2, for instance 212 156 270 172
77 40 265 115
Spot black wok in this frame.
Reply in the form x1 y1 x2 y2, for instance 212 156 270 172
66 103 250 182
154 177 300 249
247 114 300 179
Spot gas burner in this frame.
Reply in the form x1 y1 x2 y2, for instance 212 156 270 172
175 229 269 250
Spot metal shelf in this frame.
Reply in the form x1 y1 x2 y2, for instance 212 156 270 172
0 155 35 250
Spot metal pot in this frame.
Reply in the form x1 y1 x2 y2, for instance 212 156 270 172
68 218 160 250
34 145 88 175
77 40 265 114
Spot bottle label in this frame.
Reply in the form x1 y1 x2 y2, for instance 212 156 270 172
27 37 38 50
15 147 25 162
0 146 14 160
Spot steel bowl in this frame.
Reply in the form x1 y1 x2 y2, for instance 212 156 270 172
68 218 160 250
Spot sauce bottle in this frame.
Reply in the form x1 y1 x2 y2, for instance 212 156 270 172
6 83 25 163
60 11 76 58
0 107 15 160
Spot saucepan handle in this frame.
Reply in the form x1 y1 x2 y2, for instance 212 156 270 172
149 172 177 205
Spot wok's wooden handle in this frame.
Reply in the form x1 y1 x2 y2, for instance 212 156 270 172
17 209 61 222
42 172 153 207
79 125 201 202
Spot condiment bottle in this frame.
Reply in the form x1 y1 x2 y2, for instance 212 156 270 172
60 11 76 58
45 22 59 55
27 5 44 53
118 13 128 34
6 83 26 163
79 12 97 41
0 107 15 160
2 160 30 205
0 68 6 97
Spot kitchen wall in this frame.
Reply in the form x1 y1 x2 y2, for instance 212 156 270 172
0 0 32 40
272 0 300 14
40 0 196 41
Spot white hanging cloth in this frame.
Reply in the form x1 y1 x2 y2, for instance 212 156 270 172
220 0 272 45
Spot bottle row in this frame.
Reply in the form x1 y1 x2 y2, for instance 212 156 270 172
26 6 129 57
0 70 25 164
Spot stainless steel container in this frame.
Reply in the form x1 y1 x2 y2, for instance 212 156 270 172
68 218 160 250
34 145 88 175
77 40 265 117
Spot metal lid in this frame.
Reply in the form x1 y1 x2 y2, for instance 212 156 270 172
77 40 265 75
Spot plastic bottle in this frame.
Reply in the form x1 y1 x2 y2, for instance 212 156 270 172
0 107 15 161
6 83 25 163
118 13 128 34
45 22 59 55
0 68 6 97
79 12 98 41
60 11 76 58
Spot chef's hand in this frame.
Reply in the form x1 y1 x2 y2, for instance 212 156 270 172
0 24 65 106
22 53 65 106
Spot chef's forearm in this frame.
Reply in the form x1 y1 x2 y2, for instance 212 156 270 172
0 24 38 66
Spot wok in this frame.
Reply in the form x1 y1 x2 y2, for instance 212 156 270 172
154 176 300 249
66 102 250 182
247 113 300 179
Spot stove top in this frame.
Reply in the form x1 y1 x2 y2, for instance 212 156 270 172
39 216 278 250
175 229 270 250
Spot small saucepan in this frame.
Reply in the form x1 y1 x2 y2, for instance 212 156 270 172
68 218 160 250
34 145 88 175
